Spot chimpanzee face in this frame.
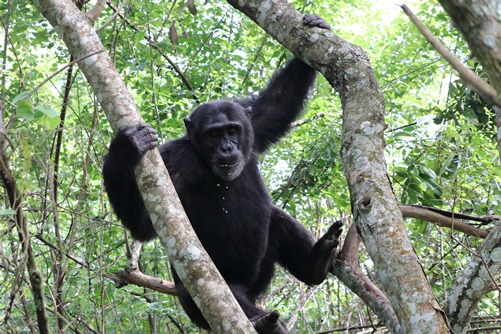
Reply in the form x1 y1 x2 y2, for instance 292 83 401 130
184 101 254 181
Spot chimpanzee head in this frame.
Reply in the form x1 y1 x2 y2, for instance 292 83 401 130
184 100 254 181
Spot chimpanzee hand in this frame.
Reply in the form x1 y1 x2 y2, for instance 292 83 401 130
114 123 158 158
307 221 343 285
251 311 289 334
303 14 331 31
123 123 158 157
109 123 158 168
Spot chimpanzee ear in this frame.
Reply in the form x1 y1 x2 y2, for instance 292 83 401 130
245 106 253 118
184 116 192 132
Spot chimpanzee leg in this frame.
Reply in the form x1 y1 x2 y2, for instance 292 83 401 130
175 280 210 329
174 272 287 333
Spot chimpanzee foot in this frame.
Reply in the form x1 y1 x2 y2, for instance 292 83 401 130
251 311 289 334
303 13 331 30
307 220 343 285
320 220 343 251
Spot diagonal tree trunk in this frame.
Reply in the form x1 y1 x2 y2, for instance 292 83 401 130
226 0 450 332
446 222 501 333
31 0 255 332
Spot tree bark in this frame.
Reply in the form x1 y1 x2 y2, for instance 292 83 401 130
226 0 450 332
400 205 489 238
332 225 399 332
446 221 501 333
32 0 255 332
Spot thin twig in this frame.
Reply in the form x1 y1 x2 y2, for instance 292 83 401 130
86 0 107 21
28 50 104 98
106 1 200 102
290 113 325 128
400 4 501 107
95 0 126 32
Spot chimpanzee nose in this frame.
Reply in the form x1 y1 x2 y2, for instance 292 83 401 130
222 142 233 152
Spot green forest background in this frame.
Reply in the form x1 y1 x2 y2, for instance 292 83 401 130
1 0 500 332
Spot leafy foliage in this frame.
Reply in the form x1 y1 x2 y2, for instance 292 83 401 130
1 0 500 332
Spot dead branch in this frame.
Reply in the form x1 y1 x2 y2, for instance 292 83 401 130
400 204 489 238
400 4 501 107
86 0 107 21
105 269 177 296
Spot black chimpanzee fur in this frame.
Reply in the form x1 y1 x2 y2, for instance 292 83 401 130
102 15 342 334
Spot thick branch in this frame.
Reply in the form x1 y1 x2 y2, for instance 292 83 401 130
332 225 399 332
447 221 501 333
32 1 254 332
437 0 501 161
86 0 107 21
226 0 449 331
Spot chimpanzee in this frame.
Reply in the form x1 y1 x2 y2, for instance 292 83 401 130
102 14 341 334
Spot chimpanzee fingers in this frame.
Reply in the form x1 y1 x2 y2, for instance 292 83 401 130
252 311 289 334
123 123 153 138
326 220 343 239
317 221 343 251
323 238 339 251
332 220 343 239
303 13 319 26
123 123 159 155
303 14 331 30
139 124 159 150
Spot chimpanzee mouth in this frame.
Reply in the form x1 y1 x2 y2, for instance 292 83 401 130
213 159 245 181
218 162 239 168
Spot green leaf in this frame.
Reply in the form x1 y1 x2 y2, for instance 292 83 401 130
16 99 35 121
419 166 437 180
19 136 32 170
40 114 60 130
0 209 16 215
13 91 30 104
394 131 414 141
35 105 59 118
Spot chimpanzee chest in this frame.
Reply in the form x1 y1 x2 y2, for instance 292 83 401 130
176 167 272 284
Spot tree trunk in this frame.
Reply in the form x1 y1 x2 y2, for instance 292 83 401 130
31 0 255 332
226 0 450 332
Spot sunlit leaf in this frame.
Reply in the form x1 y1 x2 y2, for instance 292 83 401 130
12 91 30 104
16 99 35 121
35 105 59 118
40 114 60 130
0 209 16 215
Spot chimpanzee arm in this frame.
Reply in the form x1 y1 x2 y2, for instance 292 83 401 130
245 58 317 153
102 124 159 241
270 206 342 285
243 14 331 153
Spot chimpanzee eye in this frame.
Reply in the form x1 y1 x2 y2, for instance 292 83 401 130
227 126 239 136
208 130 219 138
